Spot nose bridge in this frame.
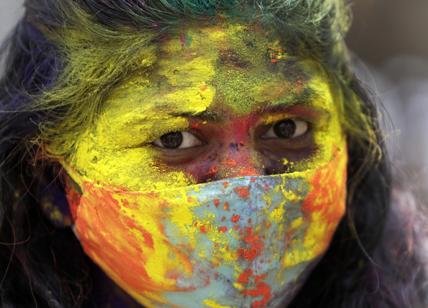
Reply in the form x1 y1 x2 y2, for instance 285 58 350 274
216 121 263 178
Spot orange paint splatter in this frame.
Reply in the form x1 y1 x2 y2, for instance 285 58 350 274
223 202 230 211
200 83 208 92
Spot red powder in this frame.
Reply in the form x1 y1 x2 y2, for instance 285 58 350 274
218 226 228 233
254 274 268 283
237 268 253 284
213 199 220 207
242 282 272 308
223 158 238 168
200 225 207 233
231 214 241 223
237 269 272 308
234 186 250 199
237 227 264 261
207 165 219 176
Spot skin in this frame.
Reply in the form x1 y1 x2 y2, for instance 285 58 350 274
62 21 348 307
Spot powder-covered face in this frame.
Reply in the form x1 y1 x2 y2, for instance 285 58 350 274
63 22 347 307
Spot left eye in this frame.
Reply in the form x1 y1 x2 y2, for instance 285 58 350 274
153 131 202 149
262 119 309 139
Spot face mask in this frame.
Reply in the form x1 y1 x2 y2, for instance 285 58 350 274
64 149 347 308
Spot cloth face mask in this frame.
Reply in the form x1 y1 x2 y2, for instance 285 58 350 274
64 149 347 308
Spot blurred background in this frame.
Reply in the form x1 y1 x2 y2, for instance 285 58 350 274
1 0 427 201
348 0 428 202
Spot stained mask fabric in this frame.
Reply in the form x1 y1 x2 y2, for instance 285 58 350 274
65 148 347 308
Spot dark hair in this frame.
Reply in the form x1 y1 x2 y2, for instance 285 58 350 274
0 1 426 307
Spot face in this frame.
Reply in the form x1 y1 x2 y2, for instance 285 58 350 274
62 22 347 307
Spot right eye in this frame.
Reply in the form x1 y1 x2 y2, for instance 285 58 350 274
262 119 309 140
153 131 203 149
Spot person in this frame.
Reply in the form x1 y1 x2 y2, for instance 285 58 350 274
0 1 426 307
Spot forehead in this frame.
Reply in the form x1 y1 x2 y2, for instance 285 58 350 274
104 21 338 119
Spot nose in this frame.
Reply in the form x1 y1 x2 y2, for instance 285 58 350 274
215 142 264 179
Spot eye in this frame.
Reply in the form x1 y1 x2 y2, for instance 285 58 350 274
153 131 202 149
262 119 309 139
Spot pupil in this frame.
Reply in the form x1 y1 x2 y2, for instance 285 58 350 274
273 120 296 139
160 132 183 149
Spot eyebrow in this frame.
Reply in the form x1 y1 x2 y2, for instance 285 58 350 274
169 110 222 122
144 85 331 123
166 100 330 123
